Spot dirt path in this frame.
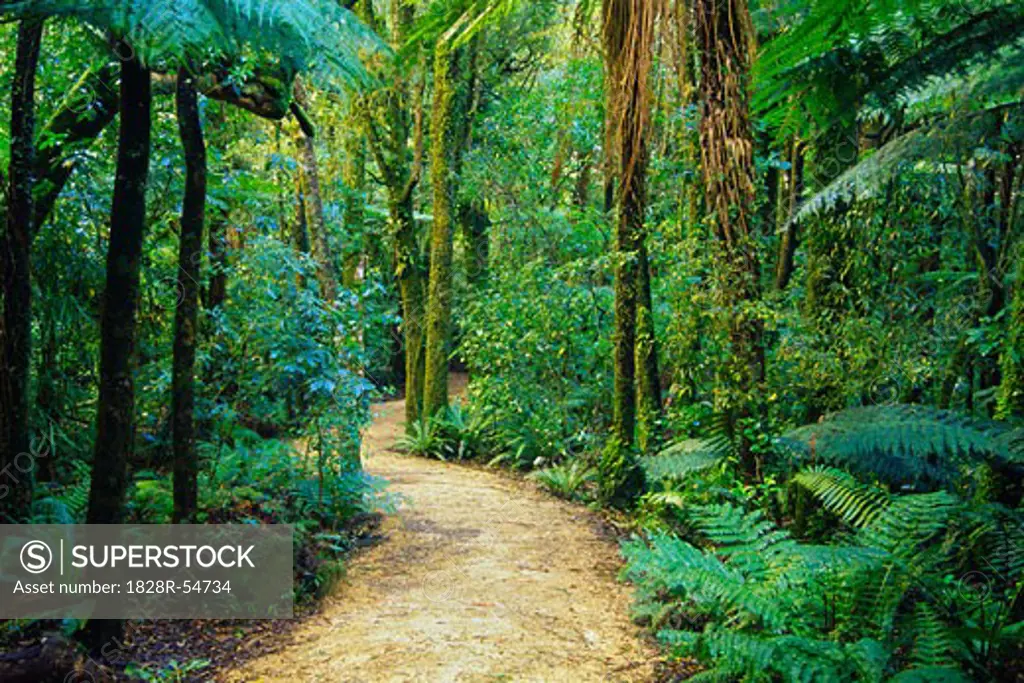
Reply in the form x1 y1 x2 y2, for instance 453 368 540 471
228 383 656 682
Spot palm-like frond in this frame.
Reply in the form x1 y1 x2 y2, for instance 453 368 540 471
778 404 1024 490
405 0 526 53
755 0 1024 139
3 0 384 89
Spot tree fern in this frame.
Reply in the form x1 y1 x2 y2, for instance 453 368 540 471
3 0 384 90
778 404 1024 491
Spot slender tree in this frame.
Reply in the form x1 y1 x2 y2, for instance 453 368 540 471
0 18 44 522
635 240 662 452
84 50 151 650
171 69 206 523
695 0 763 478
599 0 660 504
0 18 44 521
998 253 1024 419
363 0 428 427
294 84 339 305
423 25 466 418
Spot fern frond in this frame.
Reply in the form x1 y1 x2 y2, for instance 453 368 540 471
640 439 726 481
858 491 961 556
793 467 890 528
779 404 1023 490
888 668 972 682
904 602 964 670
688 503 795 576
3 0 385 90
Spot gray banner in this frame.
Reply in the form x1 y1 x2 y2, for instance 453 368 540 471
0 524 293 618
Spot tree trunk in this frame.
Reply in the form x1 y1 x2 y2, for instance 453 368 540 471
393 197 427 426
0 19 43 522
84 52 152 652
997 255 1024 419
171 69 206 523
363 0 425 429
423 40 463 419
460 200 490 290
296 130 339 305
342 131 366 290
207 209 228 310
695 0 763 478
635 239 662 453
774 138 804 291
599 0 657 505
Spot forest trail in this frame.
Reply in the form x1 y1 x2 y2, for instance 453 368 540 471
226 375 656 682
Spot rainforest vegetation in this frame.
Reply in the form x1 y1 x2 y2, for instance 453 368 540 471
1 0 1022 680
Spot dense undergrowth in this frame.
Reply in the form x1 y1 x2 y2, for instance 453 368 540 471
2 0 1023 680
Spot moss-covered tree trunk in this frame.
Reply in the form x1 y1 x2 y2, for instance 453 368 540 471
0 19 43 522
774 138 804 291
695 0 764 478
394 197 427 426
171 70 206 524
423 38 464 419
206 210 229 310
342 131 367 290
635 239 662 453
295 121 339 305
997 254 1024 419
84 52 152 652
460 201 490 290
599 0 658 505
363 0 427 428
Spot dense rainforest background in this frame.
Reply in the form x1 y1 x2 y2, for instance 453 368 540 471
1 0 1022 680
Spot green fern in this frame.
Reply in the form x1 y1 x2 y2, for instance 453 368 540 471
4 0 384 89
640 414 734 482
623 486 1023 681
778 404 1024 491
528 460 596 501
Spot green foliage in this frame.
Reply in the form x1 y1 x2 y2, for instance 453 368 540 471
4 0 383 88
126 658 211 683
528 460 597 501
778 404 1024 491
622 483 1024 681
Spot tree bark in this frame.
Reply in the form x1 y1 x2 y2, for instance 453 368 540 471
84 52 152 651
635 239 662 453
1 19 43 522
695 0 763 478
295 134 339 304
423 40 463 419
774 138 804 291
460 200 490 290
206 209 228 310
599 0 657 505
363 0 426 428
997 255 1024 419
171 70 206 523
393 197 427 426
342 130 366 290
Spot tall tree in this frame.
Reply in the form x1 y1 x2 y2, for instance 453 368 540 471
695 0 763 478
635 240 661 453
84 51 151 650
0 18 43 522
423 24 467 419
294 84 339 305
364 0 427 428
598 0 659 504
171 69 206 523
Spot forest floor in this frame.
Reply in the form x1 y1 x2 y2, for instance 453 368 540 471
225 375 657 682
